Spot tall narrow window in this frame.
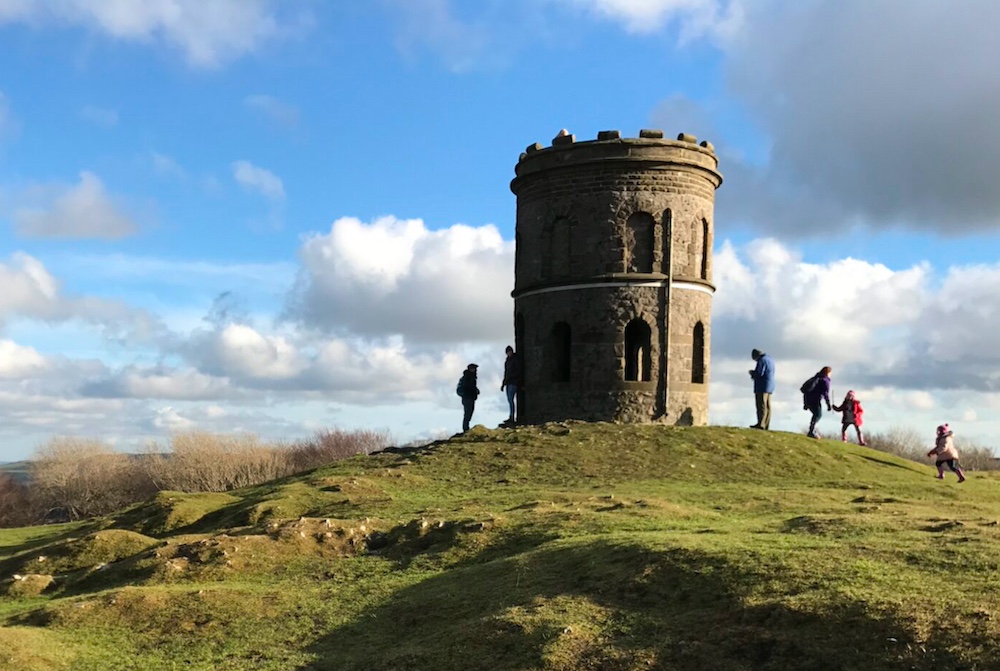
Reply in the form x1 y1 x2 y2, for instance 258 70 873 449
550 322 571 382
625 213 654 273
661 209 672 274
541 221 554 280
700 218 710 280
692 322 705 384
624 319 652 382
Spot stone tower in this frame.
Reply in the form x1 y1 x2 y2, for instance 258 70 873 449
510 129 722 426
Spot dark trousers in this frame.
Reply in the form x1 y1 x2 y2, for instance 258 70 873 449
462 398 476 432
755 392 771 429
807 401 823 436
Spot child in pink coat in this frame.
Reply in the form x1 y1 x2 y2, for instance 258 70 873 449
832 390 865 445
927 423 966 482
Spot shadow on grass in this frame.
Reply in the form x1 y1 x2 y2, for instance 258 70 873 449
296 539 979 671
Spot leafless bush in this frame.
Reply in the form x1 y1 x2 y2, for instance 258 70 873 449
0 473 33 527
866 426 1000 471
143 431 289 493
29 437 156 521
285 428 391 473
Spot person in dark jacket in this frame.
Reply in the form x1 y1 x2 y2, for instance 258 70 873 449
748 348 776 430
803 366 833 439
500 346 521 426
459 363 480 432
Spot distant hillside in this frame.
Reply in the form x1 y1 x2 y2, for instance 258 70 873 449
0 461 30 484
0 423 998 671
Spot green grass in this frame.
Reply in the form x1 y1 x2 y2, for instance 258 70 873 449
1 423 999 670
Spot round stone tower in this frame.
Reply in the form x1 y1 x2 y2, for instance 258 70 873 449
510 129 722 426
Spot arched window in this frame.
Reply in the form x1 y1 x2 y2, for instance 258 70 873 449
624 319 652 382
625 212 654 273
700 218 710 280
550 322 571 382
661 209 672 274
692 321 705 384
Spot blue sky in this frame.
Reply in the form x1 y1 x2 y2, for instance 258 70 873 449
1 0 1000 460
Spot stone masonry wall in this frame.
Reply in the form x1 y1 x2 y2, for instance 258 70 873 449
511 131 721 426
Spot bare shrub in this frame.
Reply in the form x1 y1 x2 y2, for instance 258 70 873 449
953 437 1000 472
0 473 33 527
30 438 156 521
285 428 391 473
866 426 1000 471
144 431 289 493
865 426 926 462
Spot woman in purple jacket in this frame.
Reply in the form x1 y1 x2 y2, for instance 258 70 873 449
802 366 833 439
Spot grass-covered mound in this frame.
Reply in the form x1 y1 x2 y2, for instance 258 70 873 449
0 423 998 670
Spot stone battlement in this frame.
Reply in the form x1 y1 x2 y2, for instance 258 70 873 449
513 129 721 187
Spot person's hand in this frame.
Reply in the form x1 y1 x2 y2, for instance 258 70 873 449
748 370 754 377
827 404 832 412
500 384 505 391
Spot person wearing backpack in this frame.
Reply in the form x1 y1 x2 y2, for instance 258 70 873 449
833 390 866 445
457 363 480 432
748 349 776 430
801 366 832 439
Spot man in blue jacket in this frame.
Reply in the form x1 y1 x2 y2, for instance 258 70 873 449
749 349 775 430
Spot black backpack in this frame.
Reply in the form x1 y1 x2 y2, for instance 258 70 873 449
800 376 819 395
456 377 465 397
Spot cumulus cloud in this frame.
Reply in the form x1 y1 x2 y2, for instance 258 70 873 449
244 94 299 127
232 160 285 200
0 340 48 378
12 171 137 239
80 104 118 128
0 253 166 347
0 0 301 68
717 1 1000 235
287 216 514 343
711 238 1000 398
80 366 233 401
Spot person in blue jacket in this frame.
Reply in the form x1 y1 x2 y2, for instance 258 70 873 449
749 348 776 430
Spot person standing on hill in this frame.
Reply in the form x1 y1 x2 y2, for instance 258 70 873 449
748 349 776 430
500 345 521 427
457 364 480 433
833 390 866 445
927 423 966 482
801 366 832 439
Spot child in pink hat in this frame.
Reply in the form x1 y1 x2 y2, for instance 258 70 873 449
926 423 966 483
833 390 865 445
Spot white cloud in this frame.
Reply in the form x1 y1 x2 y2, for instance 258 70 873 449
0 0 302 68
0 340 48 378
80 366 233 401
80 104 118 128
559 0 741 37
710 237 1000 431
244 94 299 127
12 171 137 239
149 151 186 179
717 1 1000 234
287 216 514 343
232 160 285 200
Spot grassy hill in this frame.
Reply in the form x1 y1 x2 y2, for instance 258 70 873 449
0 423 998 671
